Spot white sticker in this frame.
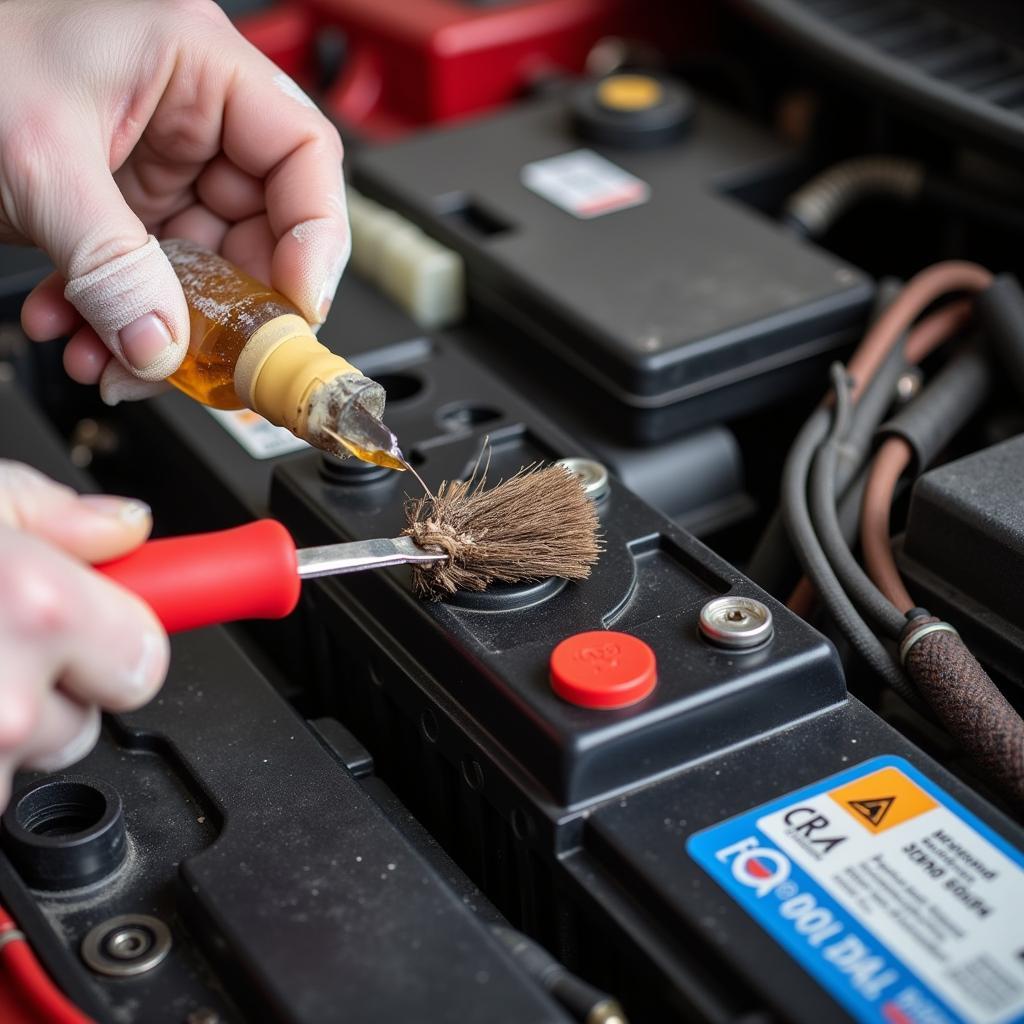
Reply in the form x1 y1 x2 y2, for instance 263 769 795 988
205 408 309 460
521 149 650 219
689 757 1024 1024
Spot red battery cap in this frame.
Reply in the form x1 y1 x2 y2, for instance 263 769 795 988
550 631 657 709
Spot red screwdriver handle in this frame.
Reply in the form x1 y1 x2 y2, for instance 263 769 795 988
96 520 302 634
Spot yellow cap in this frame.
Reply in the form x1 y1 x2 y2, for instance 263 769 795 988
251 333 361 438
597 75 663 112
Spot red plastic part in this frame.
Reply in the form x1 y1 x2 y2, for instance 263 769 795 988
0 906 94 1024
237 3 316 80
235 0 702 139
549 630 657 709
96 520 302 635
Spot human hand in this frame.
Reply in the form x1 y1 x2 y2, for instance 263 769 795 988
0 462 169 811
4 0 349 404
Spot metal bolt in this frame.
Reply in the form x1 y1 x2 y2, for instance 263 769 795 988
81 914 171 977
895 369 923 404
699 596 773 650
555 457 610 501
107 926 150 960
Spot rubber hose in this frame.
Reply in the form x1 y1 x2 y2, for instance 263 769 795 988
902 617 1024 808
781 383 913 698
809 373 906 639
785 156 925 238
975 274 1024 401
747 282 904 591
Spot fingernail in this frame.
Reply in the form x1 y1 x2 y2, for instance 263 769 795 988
317 292 332 324
120 630 167 701
118 313 173 371
79 495 151 526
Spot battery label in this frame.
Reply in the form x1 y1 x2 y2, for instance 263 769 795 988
206 407 308 460
521 150 650 219
688 756 1024 1024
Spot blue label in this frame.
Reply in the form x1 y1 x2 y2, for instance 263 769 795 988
687 756 1024 1024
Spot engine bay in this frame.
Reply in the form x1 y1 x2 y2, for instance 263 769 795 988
1 2 1023 1022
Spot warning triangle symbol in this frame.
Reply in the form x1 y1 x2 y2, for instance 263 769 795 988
847 796 895 827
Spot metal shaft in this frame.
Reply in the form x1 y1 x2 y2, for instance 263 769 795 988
295 536 447 579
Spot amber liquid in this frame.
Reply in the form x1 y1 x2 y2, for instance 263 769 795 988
163 240 301 409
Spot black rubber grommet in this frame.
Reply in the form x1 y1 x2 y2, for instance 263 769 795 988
445 575 567 613
320 452 392 484
1 776 127 891
570 74 695 149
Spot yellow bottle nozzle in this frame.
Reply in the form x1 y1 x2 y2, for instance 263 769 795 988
234 313 396 465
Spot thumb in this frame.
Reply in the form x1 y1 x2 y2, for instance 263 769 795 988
32 142 189 382
63 234 190 383
0 461 152 564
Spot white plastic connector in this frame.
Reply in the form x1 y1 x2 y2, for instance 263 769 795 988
347 187 466 331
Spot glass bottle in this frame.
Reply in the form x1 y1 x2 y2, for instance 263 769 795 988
162 239 403 469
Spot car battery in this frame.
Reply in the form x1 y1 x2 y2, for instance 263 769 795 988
236 0 699 139
269 409 1024 1022
351 81 875 442
267 392 845 1016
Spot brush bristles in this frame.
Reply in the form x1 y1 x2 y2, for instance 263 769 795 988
404 464 602 600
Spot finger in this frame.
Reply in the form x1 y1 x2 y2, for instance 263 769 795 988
64 327 112 385
161 203 230 253
98 361 171 406
22 122 190 380
221 213 275 287
220 58 349 323
0 531 168 714
0 461 152 564
22 271 79 342
0 648 43 751
18 697 100 774
196 155 265 223
58 579 169 713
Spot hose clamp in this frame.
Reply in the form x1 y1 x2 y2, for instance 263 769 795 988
0 928 25 952
899 621 959 665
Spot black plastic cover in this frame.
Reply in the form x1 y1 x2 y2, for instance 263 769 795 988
352 90 873 441
899 433 1024 696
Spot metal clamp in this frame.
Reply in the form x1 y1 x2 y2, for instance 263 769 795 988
899 621 959 665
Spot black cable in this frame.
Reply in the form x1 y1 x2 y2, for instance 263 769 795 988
781 365 915 700
836 463 870 544
809 371 906 640
834 339 907 500
747 280 903 592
